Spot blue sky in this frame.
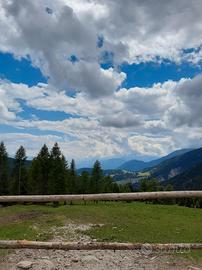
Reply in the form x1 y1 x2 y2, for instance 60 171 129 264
0 0 202 164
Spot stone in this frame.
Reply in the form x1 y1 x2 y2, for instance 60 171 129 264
188 267 201 270
16 261 33 269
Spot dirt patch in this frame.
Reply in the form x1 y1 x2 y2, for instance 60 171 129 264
50 221 103 242
0 211 47 225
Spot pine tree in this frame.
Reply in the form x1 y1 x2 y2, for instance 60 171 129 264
70 159 76 176
79 171 90 194
102 176 114 193
0 142 9 195
28 144 50 194
67 159 77 194
49 143 67 194
11 146 27 195
91 160 103 193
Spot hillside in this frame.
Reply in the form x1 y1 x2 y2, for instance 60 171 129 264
118 149 192 172
150 148 202 181
163 163 202 190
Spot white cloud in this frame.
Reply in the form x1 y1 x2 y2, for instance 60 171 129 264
1 0 202 100
128 135 175 157
1 0 202 159
1 75 202 159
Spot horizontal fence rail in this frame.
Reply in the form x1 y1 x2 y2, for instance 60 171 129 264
0 240 201 251
0 191 202 203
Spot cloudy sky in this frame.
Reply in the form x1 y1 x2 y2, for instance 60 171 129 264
0 0 202 163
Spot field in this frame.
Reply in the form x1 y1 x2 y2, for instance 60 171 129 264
0 202 202 261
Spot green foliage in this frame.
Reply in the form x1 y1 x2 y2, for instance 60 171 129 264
48 143 67 194
0 142 9 195
11 146 28 195
139 178 162 192
67 159 77 194
28 144 50 194
78 171 90 194
91 160 103 193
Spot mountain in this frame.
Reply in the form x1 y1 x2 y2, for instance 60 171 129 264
118 159 147 171
100 158 128 170
118 149 192 172
150 148 202 181
162 163 202 190
77 157 128 169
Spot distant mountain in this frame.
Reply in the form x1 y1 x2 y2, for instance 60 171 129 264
118 149 192 172
162 163 202 190
100 158 127 170
150 148 202 181
118 159 147 171
77 157 128 170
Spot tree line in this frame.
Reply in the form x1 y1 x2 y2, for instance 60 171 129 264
0 142 131 196
0 141 201 208
137 178 202 208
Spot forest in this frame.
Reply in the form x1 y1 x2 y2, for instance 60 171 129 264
0 142 131 196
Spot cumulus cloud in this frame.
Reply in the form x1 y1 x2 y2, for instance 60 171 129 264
1 0 202 99
1 74 202 158
101 111 143 128
1 0 202 159
0 0 125 98
165 74 202 128
128 135 175 157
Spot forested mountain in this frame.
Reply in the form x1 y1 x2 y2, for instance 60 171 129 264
118 149 192 171
162 163 202 190
150 148 202 181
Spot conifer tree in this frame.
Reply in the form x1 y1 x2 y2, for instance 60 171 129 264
79 171 90 194
68 159 77 194
28 144 50 194
0 142 9 195
11 146 27 195
49 143 67 194
91 160 103 193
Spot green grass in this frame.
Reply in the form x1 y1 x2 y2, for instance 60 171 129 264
0 202 201 260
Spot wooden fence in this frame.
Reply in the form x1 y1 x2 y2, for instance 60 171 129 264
0 191 202 203
0 191 202 251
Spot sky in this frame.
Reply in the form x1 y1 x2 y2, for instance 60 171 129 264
0 0 202 164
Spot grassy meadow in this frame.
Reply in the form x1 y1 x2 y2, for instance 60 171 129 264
0 202 201 260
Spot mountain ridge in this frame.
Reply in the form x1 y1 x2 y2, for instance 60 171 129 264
118 149 193 171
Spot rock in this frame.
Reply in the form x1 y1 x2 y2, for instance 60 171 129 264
16 261 33 269
188 267 201 270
